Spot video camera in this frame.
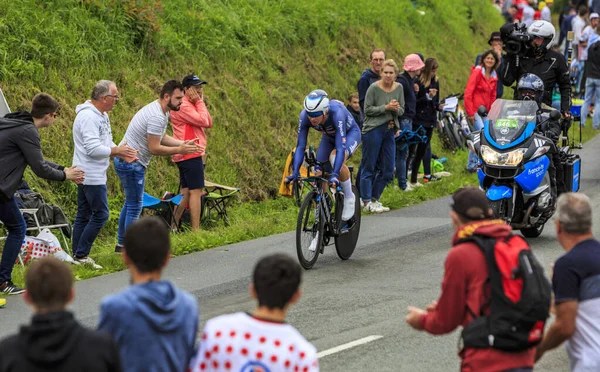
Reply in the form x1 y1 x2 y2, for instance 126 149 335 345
500 23 531 56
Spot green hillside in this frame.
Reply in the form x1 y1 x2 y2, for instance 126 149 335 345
0 0 505 277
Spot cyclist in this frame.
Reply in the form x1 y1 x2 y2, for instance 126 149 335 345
286 89 361 222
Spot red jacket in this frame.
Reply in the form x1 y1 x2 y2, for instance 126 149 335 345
464 66 498 117
419 220 536 372
170 96 213 162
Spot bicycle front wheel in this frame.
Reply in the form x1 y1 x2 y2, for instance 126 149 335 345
296 191 323 269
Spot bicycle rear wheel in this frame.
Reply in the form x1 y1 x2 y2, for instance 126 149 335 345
296 191 323 269
335 185 361 260
445 116 464 150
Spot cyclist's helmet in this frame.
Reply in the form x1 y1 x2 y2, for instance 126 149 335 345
528 20 555 53
304 89 329 117
517 73 545 104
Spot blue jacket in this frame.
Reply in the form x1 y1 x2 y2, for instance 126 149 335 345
397 72 417 121
98 281 198 372
357 68 381 113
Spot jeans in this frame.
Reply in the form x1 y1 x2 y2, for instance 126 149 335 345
360 123 395 201
72 184 109 258
395 119 413 189
114 158 146 246
0 197 26 283
467 113 484 171
581 77 600 129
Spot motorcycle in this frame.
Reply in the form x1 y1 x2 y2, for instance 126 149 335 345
467 99 570 238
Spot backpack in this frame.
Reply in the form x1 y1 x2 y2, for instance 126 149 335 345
459 234 552 352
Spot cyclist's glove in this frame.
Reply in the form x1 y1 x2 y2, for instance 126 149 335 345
285 173 300 184
328 175 340 187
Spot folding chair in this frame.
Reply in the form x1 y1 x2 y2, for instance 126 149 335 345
202 181 240 226
141 192 184 230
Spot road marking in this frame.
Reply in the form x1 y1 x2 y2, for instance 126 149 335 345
317 335 383 358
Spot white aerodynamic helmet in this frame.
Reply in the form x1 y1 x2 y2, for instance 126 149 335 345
527 20 556 50
304 89 329 117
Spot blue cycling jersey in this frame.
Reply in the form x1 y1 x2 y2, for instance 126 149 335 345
292 100 360 177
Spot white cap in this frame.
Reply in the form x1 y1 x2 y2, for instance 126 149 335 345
591 13 600 19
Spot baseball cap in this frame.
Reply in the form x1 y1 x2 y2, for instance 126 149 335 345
591 13 599 20
488 31 502 45
450 187 493 221
182 75 207 88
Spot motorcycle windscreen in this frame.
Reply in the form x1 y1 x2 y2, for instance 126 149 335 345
486 99 538 147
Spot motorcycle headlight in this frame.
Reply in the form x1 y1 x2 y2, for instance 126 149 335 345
480 145 526 166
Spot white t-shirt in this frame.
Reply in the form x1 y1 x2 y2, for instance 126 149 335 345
119 100 168 167
191 312 319 372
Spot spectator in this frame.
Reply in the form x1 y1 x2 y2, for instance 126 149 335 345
395 54 424 191
559 0 576 29
98 217 198 372
0 93 84 295
572 5 589 62
0 257 122 372
559 7 578 52
412 58 443 186
357 49 385 120
475 31 505 99
114 80 201 252
170 75 212 232
465 50 499 172
535 193 600 371
72 80 138 269
522 0 536 26
503 4 520 23
541 0 553 22
581 30 600 128
346 92 363 130
190 254 318 372
361 59 404 213
405 187 536 371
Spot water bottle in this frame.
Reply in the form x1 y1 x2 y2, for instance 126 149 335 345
439 157 447 164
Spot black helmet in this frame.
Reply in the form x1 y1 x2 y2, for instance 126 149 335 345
517 73 545 104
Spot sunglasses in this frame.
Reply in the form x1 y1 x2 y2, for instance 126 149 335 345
306 111 324 118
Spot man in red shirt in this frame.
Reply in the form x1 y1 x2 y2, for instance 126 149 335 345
405 187 536 372
170 74 212 231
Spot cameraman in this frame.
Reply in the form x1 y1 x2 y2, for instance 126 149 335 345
500 20 572 118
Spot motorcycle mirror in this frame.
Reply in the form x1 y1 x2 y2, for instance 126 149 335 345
477 106 488 117
550 110 561 121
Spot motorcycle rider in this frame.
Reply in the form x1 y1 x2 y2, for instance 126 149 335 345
516 73 561 201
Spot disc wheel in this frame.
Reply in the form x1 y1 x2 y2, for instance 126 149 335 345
334 186 362 260
296 191 324 269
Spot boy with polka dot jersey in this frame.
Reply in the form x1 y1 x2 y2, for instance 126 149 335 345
191 254 318 372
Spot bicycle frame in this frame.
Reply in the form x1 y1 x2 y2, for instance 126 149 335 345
298 174 345 241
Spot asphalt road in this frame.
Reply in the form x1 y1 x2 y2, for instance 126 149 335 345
2 136 599 371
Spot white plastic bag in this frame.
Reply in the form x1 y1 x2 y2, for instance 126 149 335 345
37 229 75 264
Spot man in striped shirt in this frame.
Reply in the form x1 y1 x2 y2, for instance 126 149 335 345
114 80 201 252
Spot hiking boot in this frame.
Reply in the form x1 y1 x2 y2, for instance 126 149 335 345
0 281 25 295
373 200 390 212
342 196 356 221
74 256 103 270
114 244 124 253
423 175 441 183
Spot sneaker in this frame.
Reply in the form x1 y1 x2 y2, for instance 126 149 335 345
363 201 384 213
402 183 414 192
373 200 390 212
342 196 356 221
0 281 25 295
309 232 319 252
423 175 441 183
114 244 124 253
74 256 103 270
410 182 424 187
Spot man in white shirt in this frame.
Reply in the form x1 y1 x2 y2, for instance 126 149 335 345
190 254 319 372
541 0 553 22
573 5 590 60
72 80 138 268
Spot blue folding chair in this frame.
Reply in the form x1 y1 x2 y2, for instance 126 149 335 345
142 192 183 230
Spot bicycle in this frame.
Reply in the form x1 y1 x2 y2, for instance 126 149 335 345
437 93 470 151
294 149 361 269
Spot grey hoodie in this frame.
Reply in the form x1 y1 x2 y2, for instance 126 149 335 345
0 112 65 202
72 101 116 185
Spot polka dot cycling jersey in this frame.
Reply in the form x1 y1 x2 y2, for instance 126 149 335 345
190 312 319 372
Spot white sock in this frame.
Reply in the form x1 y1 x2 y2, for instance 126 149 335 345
341 179 354 199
